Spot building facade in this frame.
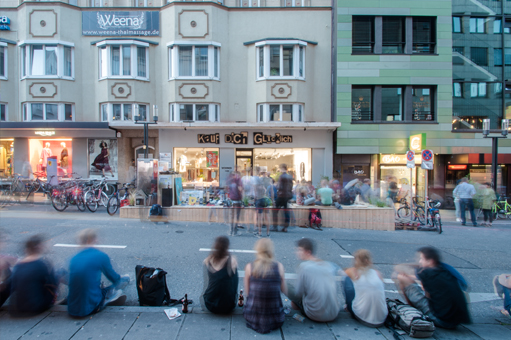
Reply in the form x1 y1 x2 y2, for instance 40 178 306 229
335 0 511 203
0 0 338 188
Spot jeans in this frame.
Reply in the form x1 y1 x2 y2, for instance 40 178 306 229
342 277 355 317
230 202 242 235
504 285 511 314
286 283 305 316
483 209 493 223
272 197 291 230
460 198 476 225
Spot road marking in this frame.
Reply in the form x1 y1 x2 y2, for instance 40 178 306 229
340 255 354 258
54 244 127 249
199 248 256 254
383 278 394 284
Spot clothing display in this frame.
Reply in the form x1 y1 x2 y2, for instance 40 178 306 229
61 147 69 168
40 147 52 167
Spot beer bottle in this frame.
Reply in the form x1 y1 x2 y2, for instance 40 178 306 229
238 289 244 307
182 294 189 313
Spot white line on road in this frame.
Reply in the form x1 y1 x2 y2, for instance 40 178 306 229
54 244 127 249
199 248 256 253
383 278 394 284
340 255 354 258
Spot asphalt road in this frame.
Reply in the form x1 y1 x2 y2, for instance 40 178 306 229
1 204 510 322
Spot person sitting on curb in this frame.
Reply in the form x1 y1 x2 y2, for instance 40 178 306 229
393 246 471 329
286 238 340 322
342 249 387 327
316 179 334 206
493 274 511 317
200 236 238 314
67 229 129 317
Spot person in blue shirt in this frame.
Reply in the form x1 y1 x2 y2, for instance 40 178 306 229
67 229 129 317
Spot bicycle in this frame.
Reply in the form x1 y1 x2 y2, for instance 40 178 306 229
107 182 135 215
83 178 111 212
492 197 511 219
51 179 86 212
0 173 31 207
26 175 58 201
424 198 442 234
397 197 426 224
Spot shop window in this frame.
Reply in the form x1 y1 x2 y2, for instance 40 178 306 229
256 41 305 80
174 148 220 192
88 139 118 179
412 17 436 54
453 83 462 98
169 103 219 122
471 47 488 66
453 16 462 33
352 87 373 121
0 45 6 79
382 87 403 121
23 103 74 121
470 17 486 33
168 44 219 80
0 139 13 178
0 103 6 121
382 17 405 54
253 148 311 182
20 43 74 79
98 42 148 80
352 16 374 54
101 103 149 122
412 87 433 121
28 139 73 178
256 104 304 122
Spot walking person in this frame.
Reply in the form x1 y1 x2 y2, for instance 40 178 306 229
453 177 477 226
272 164 293 232
226 171 243 236
453 180 462 222
480 183 497 227
200 236 238 314
67 229 129 317
493 274 511 317
342 249 387 327
243 239 286 334
286 238 340 322
254 168 270 237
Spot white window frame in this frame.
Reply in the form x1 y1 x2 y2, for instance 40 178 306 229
169 103 220 122
257 103 304 122
18 40 74 80
0 103 7 121
97 41 149 81
22 103 75 122
167 41 221 80
90 0 106 7
0 43 7 80
255 40 306 80
469 17 486 34
452 17 461 33
135 0 148 6
453 83 462 98
284 0 305 7
470 83 487 98
100 103 149 122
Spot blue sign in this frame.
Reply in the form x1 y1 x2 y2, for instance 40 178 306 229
0 16 11 31
82 11 159 36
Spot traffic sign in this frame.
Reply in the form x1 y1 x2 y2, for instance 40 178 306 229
406 151 415 168
421 149 433 170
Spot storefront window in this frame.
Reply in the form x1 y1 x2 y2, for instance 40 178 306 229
0 139 14 178
88 139 118 179
174 147 219 189
380 165 417 200
28 139 72 178
253 148 311 182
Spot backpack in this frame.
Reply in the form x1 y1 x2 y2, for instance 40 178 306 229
135 265 179 306
386 298 435 338
149 204 162 216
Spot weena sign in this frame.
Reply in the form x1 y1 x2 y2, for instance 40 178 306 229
0 16 10 31
197 132 293 145
82 11 160 36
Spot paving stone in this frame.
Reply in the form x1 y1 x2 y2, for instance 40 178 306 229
0 311 51 340
433 325 482 340
124 311 183 340
231 314 282 339
70 312 139 340
463 324 511 340
328 317 387 340
177 312 231 340
281 316 335 340
18 312 85 340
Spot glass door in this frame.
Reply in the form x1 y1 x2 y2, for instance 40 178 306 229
236 149 253 177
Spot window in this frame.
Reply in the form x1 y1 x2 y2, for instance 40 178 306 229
352 17 374 53
453 17 462 33
412 87 433 121
0 45 6 79
469 17 485 33
351 87 372 120
382 87 403 121
0 103 6 121
470 83 487 97
453 83 462 97
169 103 219 122
471 47 488 66
412 17 436 54
20 43 74 79
256 104 304 122
495 48 503 66
98 42 148 80
493 19 510 33
101 103 148 122
23 103 74 121
256 41 306 79
382 17 405 54
168 44 220 79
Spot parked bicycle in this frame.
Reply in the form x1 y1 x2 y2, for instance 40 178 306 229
396 197 426 224
424 198 442 234
0 173 31 207
26 175 58 201
492 196 511 219
107 182 135 215
83 178 113 212
51 179 86 212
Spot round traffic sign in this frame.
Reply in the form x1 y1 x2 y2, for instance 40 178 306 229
407 151 415 161
422 150 433 161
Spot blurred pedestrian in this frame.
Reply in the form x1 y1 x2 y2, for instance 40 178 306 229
480 183 496 227
453 177 477 226
243 238 286 334
360 178 373 202
316 179 334 206
493 274 511 317
453 179 462 222
226 171 243 236
254 168 270 237
67 229 129 317
200 236 238 314
342 249 387 327
286 238 340 322
9 235 65 316
0 230 17 307
393 246 471 329
272 164 293 232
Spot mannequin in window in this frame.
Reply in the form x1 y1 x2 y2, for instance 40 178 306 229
92 141 114 177
39 142 52 170
60 142 69 169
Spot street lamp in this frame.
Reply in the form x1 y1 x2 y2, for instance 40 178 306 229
482 118 509 194
134 104 159 158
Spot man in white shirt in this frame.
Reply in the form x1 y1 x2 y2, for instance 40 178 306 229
453 177 477 226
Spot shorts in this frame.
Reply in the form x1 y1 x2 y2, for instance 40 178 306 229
255 198 267 213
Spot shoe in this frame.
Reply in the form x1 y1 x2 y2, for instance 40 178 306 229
105 289 122 305
461 223 466 226
473 224 478 227
116 275 130 290
281 228 288 233
501 309 510 318
456 218 462 222
255 233 261 238
493 276 505 299
489 223 492 227
106 294 127 307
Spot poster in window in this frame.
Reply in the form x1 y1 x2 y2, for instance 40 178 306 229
206 151 218 168
89 139 118 179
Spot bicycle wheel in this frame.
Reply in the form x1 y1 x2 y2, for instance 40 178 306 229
76 194 86 211
0 189 13 207
498 205 507 219
26 182 40 200
415 206 426 225
103 184 116 197
99 191 109 207
397 207 410 219
84 190 98 213
107 196 120 215
52 193 68 212
435 214 442 234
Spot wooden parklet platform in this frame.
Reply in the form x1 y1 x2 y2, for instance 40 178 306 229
120 204 395 231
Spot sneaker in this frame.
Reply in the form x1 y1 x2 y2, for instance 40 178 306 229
116 275 130 290
493 275 505 299
106 294 127 307
456 218 462 222
501 309 510 318
105 289 122 305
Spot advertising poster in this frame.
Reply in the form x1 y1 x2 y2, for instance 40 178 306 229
82 11 160 36
89 139 118 179
206 151 218 168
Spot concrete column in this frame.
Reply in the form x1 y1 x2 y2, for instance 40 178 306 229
404 86 413 121
13 138 29 175
374 17 383 54
405 17 413 54
72 138 89 179
312 148 325 186
219 148 235 187
373 86 382 121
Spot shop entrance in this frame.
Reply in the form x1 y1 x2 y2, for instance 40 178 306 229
236 149 253 177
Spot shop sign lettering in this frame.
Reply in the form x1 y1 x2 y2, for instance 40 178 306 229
253 132 293 145
381 155 403 163
197 133 220 144
0 16 11 31
35 131 55 136
354 170 364 175
225 131 248 145
82 11 160 36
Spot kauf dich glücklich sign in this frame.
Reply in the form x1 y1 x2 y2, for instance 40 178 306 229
82 11 160 36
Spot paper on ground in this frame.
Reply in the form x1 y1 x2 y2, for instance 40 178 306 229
164 307 181 320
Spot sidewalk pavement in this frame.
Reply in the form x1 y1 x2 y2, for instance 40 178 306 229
1 305 510 340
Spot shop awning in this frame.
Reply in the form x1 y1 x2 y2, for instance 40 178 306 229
0 122 117 138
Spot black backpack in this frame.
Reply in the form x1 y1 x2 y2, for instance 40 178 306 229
385 298 435 338
135 265 178 306
149 204 162 216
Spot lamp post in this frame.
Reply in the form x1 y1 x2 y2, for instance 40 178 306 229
134 104 158 159
482 118 509 193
